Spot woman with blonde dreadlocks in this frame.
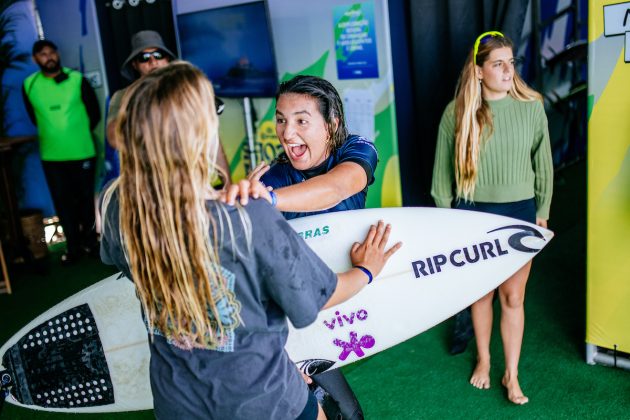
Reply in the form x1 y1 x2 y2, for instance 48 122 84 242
431 32 553 405
99 62 401 419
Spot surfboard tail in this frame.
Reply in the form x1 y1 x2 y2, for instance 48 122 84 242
1 304 115 410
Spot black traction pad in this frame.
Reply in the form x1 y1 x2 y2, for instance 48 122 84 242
1 304 114 408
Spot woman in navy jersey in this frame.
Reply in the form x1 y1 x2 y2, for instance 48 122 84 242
251 75 378 221
231 75 378 419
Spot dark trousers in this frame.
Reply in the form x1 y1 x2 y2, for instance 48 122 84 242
312 369 363 420
42 158 96 256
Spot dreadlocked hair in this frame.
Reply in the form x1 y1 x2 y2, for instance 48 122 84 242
102 61 242 349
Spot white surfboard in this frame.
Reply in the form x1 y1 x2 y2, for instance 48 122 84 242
0 207 553 413
286 208 552 375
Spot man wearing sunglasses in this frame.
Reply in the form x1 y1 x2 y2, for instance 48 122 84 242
106 30 230 187
106 30 175 148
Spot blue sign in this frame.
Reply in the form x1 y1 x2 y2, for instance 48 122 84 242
334 2 379 80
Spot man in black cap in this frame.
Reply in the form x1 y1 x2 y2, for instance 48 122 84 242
22 39 101 264
107 30 231 186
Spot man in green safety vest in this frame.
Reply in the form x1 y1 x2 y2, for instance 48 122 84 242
22 39 101 265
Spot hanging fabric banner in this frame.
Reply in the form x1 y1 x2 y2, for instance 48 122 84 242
586 0 630 355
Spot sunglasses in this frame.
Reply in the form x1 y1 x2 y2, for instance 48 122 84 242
135 50 166 63
473 31 504 64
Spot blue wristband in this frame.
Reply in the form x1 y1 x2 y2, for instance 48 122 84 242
353 265 373 284
269 190 277 207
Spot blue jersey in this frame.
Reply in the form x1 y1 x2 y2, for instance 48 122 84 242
261 135 378 220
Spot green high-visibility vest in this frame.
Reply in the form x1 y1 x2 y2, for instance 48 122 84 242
23 68 96 161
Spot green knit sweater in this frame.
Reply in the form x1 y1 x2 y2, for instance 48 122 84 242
431 95 553 219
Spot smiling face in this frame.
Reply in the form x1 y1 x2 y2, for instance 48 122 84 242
477 46 514 100
33 46 61 75
275 93 336 170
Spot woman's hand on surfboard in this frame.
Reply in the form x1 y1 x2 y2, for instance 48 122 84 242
323 221 402 309
219 178 272 206
350 220 402 280
536 218 547 229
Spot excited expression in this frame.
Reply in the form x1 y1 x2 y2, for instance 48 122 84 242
275 93 334 170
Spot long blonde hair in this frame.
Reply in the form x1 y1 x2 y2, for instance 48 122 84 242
454 34 542 201
102 61 241 349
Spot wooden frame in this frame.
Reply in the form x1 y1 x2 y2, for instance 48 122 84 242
0 239 11 294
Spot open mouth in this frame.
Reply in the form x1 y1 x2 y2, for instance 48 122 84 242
287 143 307 159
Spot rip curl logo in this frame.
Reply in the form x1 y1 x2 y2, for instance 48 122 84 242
487 224 545 253
333 331 376 361
411 224 546 278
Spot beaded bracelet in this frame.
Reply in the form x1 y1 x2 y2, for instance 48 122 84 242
269 190 277 207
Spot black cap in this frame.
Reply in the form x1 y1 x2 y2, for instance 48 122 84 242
32 39 58 55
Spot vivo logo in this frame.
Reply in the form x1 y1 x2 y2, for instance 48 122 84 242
323 309 368 330
333 331 375 361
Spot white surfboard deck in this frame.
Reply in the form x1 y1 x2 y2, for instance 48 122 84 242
0 207 553 412
286 208 552 374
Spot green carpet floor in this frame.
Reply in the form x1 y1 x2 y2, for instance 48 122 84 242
1 160 628 419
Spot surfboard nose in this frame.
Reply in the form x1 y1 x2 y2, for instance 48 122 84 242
521 233 552 251
538 227 554 242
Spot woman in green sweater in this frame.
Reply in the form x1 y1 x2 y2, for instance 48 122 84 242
431 31 553 405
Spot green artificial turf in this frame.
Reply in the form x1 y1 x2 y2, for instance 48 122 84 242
1 161 628 419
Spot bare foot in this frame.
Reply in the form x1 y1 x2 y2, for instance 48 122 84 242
502 374 529 405
469 359 491 389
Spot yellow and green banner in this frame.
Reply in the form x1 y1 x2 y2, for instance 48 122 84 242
586 0 630 353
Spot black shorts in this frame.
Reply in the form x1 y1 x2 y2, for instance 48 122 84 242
295 389 318 420
455 198 536 224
